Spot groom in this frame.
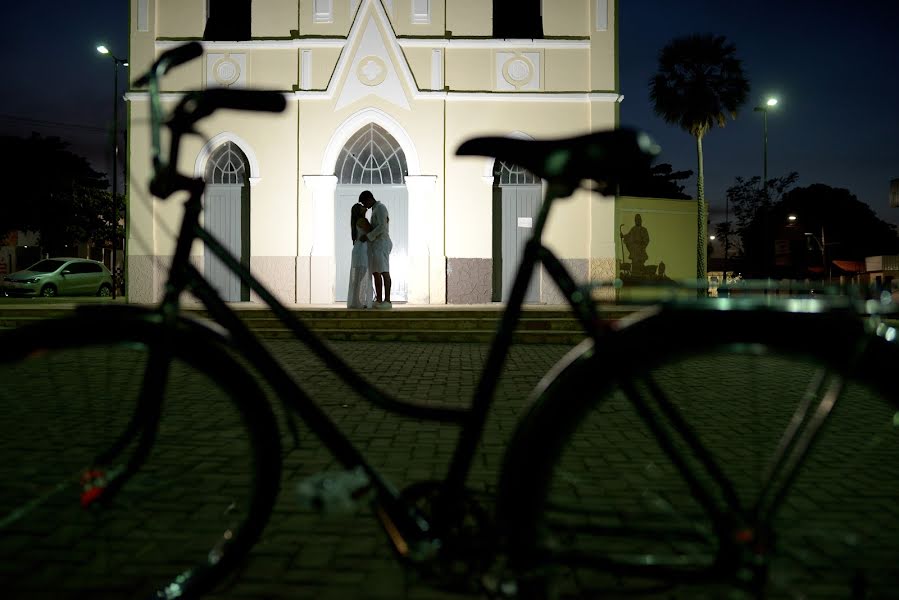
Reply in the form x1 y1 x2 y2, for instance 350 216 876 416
358 190 393 308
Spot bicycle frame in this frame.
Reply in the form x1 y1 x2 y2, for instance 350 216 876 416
142 73 756 574
144 127 616 550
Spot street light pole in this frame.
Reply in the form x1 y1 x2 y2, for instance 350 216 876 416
97 45 128 299
723 195 729 285
753 97 778 277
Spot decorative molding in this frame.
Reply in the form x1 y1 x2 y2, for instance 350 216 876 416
356 55 388 86
430 49 443 90
194 132 262 185
332 0 415 111
445 92 621 102
157 39 347 51
206 53 246 88
301 50 312 90
321 107 421 174
137 0 149 32
126 90 622 104
314 0 334 24
595 0 609 31
398 38 591 49
497 52 540 90
155 38 592 52
411 0 431 24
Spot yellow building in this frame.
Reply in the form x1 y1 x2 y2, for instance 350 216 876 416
127 0 687 305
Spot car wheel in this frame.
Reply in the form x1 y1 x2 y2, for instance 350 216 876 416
97 284 112 297
40 285 57 297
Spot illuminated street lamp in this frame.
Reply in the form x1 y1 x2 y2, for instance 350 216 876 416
97 45 128 299
753 97 779 199
754 97 779 276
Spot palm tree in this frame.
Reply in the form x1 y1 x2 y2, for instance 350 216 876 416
649 33 750 285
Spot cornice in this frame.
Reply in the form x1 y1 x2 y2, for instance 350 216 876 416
155 37 592 52
126 91 622 103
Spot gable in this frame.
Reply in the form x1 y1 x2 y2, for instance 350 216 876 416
331 0 417 111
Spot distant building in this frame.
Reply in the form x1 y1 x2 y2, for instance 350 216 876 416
127 0 697 304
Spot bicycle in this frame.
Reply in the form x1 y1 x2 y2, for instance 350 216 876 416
1 41 898 599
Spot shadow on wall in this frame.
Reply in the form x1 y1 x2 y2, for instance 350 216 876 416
618 213 673 284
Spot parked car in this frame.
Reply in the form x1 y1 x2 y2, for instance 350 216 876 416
2 258 113 298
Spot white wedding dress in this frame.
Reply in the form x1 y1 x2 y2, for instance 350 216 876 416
347 227 373 309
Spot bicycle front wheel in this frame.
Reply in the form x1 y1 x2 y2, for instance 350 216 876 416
0 309 282 599
498 306 899 599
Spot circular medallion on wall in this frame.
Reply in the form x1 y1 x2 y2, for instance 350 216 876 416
502 55 535 89
357 56 388 86
213 55 241 87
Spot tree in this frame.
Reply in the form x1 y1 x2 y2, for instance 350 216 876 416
619 163 694 199
0 134 121 254
726 172 798 277
726 175 899 278
779 184 899 262
649 33 751 284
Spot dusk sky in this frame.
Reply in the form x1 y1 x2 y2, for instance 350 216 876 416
2 1 896 226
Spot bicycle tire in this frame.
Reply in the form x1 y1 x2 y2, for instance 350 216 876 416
0 308 282 599
497 306 899 599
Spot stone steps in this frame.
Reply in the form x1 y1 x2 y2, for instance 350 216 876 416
0 304 641 344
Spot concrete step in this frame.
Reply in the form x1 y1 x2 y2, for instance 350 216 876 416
0 304 640 344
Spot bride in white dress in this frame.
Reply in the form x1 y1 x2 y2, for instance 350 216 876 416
347 202 373 309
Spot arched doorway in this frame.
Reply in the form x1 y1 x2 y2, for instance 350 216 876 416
493 160 541 303
334 123 409 302
204 141 250 301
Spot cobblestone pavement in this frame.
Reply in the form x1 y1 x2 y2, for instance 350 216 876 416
1 337 898 599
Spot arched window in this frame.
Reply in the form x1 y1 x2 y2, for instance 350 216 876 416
336 123 408 185
494 160 540 185
205 142 248 184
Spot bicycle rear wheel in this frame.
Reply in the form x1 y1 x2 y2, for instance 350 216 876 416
0 310 282 599
498 307 899 599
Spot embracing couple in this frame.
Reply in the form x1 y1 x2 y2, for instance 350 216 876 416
347 190 393 309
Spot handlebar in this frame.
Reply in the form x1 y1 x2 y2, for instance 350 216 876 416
168 89 287 132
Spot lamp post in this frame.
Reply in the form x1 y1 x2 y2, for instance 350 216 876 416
805 228 827 283
753 97 778 277
97 45 128 299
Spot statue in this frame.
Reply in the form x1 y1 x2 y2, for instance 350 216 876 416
620 214 650 276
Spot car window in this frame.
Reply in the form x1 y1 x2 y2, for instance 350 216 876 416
29 260 66 273
64 262 88 274
68 262 104 274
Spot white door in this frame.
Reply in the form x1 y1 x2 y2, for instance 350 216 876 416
335 185 408 302
205 184 242 301
501 185 542 303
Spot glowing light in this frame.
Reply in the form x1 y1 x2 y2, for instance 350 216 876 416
787 215 797 221
766 97 778 107
97 45 110 55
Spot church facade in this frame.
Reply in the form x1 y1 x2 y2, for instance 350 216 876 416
126 0 668 305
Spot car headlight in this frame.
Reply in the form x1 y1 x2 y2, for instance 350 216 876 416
21 277 40 284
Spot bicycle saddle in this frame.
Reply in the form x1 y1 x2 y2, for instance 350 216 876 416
456 128 659 194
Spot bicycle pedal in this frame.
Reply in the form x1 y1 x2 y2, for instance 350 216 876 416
296 467 372 514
